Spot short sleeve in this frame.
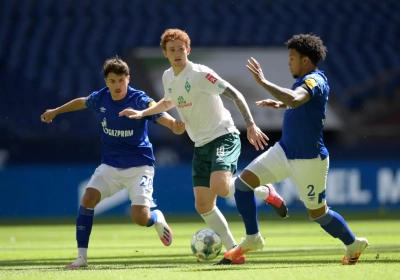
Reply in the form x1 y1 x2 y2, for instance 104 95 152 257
137 91 164 123
196 69 231 95
85 90 101 110
300 77 318 99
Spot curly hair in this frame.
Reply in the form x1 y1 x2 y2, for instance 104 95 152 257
160 29 191 51
285 34 327 65
102 55 130 78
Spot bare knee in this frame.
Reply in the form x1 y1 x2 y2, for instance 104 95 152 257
307 204 328 219
209 170 232 197
240 169 260 189
81 188 101 208
131 205 150 226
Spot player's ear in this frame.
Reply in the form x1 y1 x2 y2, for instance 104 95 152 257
162 49 168 58
126 75 130 83
187 47 191 55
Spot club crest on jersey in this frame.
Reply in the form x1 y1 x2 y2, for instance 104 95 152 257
206 73 217 84
185 80 191 93
101 117 133 137
100 107 106 113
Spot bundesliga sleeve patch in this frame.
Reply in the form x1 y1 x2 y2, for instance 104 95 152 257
305 78 318 89
206 73 218 84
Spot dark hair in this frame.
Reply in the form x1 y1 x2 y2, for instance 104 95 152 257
102 56 130 78
285 34 327 65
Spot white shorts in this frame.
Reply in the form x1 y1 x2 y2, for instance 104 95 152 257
86 164 155 208
246 143 329 209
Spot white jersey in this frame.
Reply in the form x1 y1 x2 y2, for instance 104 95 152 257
162 61 239 147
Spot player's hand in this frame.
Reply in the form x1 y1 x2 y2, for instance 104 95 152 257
246 57 266 85
172 119 185 135
256 99 282 109
247 123 269 151
40 109 58 123
119 108 143 119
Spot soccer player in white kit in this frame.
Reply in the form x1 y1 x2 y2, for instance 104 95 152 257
41 57 186 268
119 29 287 265
221 34 369 265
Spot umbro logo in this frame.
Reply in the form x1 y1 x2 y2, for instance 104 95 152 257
77 225 86 231
100 107 106 113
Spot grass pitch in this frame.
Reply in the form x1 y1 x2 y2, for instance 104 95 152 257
1 219 399 280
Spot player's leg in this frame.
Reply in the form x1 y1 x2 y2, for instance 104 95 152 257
192 140 243 264
217 142 289 264
290 157 369 265
229 143 289 218
124 166 172 246
66 164 117 268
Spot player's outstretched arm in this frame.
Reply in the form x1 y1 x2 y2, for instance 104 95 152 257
156 112 186 135
40 97 87 123
221 86 269 151
255 99 287 109
246 57 309 109
119 98 175 119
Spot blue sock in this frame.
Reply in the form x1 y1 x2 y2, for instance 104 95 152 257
146 210 158 227
234 178 259 235
313 209 356 245
76 206 94 248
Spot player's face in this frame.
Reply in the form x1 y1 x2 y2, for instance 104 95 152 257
105 73 130 100
163 40 191 68
288 49 303 79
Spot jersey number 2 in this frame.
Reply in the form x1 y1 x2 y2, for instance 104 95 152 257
307 185 325 204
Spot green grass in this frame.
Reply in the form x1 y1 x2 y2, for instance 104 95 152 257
0 220 399 280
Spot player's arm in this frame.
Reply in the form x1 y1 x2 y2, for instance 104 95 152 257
119 98 175 119
40 97 87 123
221 86 269 151
246 57 309 109
255 99 287 109
259 82 309 109
156 112 186 135
221 86 255 128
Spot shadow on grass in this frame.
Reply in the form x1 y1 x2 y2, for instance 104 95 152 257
1 247 399 271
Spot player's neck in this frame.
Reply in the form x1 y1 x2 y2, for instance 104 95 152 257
172 62 188 76
300 66 317 77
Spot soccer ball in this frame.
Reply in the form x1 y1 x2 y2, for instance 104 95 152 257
191 228 222 261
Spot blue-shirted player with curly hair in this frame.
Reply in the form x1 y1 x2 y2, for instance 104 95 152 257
217 34 369 265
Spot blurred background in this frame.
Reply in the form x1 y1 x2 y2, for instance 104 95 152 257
0 0 399 222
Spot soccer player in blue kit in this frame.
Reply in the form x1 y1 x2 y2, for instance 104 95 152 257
219 34 369 265
40 56 185 268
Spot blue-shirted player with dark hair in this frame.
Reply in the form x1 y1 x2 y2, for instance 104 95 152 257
218 34 369 265
40 56 185 268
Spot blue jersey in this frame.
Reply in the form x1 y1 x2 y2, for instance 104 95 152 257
85 86 163 168
279 70 329 160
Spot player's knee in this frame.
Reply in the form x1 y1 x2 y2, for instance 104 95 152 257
210 170 231 197
239 169 260 189
81 188 101 208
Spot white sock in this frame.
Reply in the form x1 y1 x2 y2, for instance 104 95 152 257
224 177 236 198
246 232 261 243
78 248 87 260
254 185 270 200
200 206 237 250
